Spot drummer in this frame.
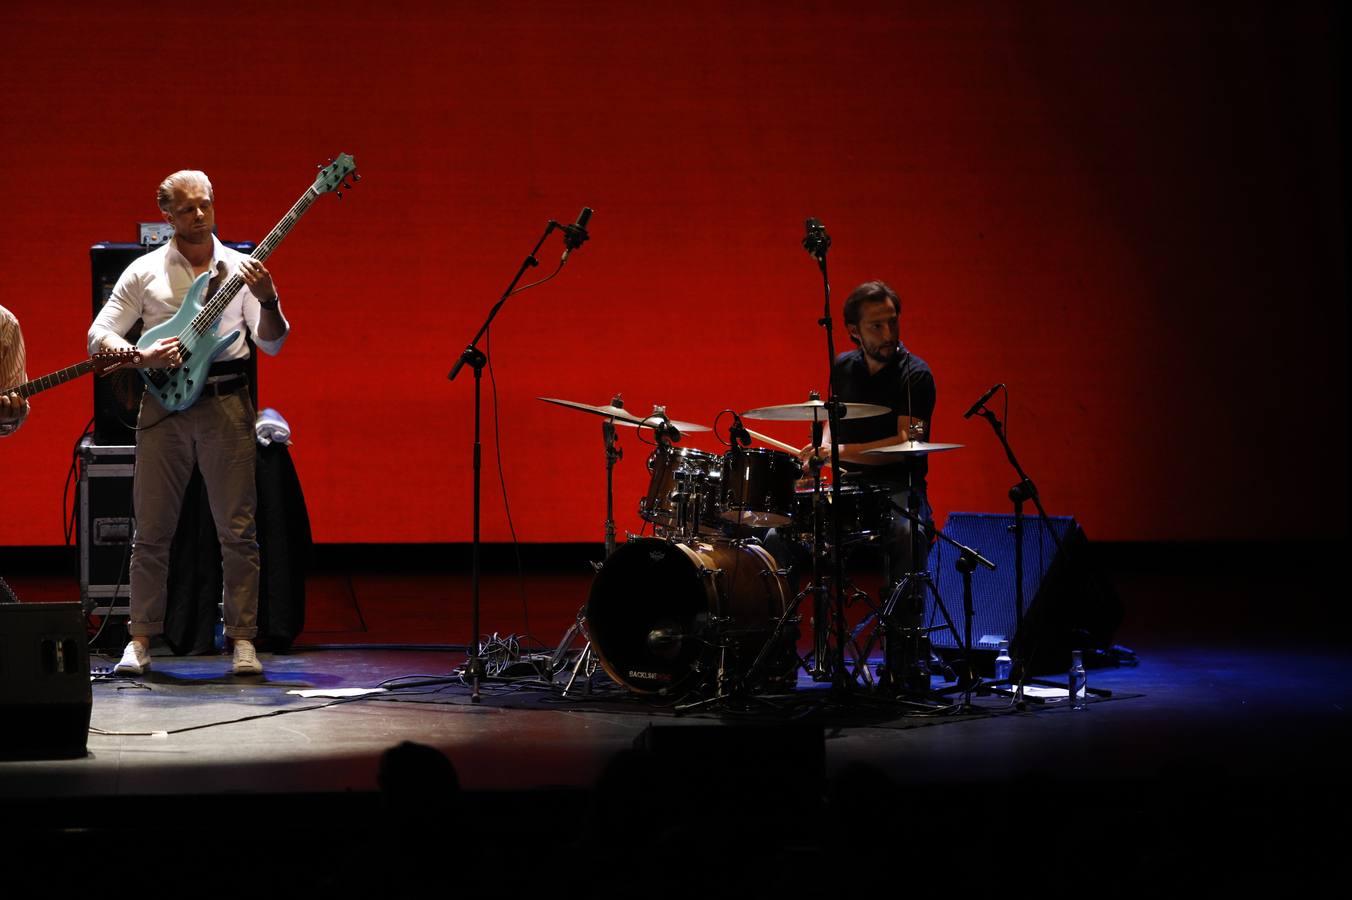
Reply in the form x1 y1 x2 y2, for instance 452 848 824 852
795 279 936 582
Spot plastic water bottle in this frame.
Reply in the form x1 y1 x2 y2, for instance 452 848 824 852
994 640 1013 683
214 601 225 652
1069 649 1087 710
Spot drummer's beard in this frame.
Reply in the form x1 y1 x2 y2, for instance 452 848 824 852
861 338 899 366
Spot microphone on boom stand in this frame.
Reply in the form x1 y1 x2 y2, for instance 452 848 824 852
560 207 593 263
962 383 1004 419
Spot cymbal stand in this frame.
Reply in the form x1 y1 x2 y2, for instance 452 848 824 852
738 463 827 692
884 505 997 709
864 470 963 705
550 398 626 693
972 400 1112 706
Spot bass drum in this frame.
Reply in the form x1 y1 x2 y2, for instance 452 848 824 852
585 538 792 696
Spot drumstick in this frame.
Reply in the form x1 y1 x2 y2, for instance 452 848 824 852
744 427 802 455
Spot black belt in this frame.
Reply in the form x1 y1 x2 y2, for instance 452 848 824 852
208 358 249 377
202 377 248 398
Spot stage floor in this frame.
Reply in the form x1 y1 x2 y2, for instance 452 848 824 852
2 556 1348 887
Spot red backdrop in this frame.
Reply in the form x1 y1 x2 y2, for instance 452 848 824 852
1 1 1343 544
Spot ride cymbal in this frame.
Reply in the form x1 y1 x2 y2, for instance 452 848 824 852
741 400 890 421
862 440 964 456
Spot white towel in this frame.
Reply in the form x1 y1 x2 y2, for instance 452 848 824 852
255 407 292 446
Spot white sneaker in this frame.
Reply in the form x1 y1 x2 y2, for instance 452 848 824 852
232 639 263 676
114 641 151 676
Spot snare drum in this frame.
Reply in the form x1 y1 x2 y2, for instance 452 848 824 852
789 484 893 542
640 446 724 534
719 448 802 528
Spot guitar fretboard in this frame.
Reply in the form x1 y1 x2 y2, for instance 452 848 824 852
184 187 322 340
5 359 95 399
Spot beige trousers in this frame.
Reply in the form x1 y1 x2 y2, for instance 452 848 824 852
127 388 259 640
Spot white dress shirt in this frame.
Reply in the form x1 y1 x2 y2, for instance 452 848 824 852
88 235 289 361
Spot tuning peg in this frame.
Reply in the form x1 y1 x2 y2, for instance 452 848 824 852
342 181 352 190
353 173 362 182
335 191 343 200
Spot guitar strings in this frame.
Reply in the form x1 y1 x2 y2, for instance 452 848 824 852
179 188 317 343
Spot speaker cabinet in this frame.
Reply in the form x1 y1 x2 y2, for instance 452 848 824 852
91 241 256 445
77 437 135 621
926 513 1122 674
0 603 92 760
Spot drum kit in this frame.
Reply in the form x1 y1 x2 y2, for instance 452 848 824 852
540 393 973 707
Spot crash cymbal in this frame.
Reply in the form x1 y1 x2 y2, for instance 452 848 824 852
537 397 712 432
538 396 644 422
741 400 891 421
862 440 965 456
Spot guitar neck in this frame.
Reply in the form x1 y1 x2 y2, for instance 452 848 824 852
5 358 96 399
189 186 322 334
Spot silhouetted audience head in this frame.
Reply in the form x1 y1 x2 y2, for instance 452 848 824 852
378 740 460 816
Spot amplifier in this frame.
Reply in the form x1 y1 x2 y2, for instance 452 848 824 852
0 602 92 759
78 437 135 616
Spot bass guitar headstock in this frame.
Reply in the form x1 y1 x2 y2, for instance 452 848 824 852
314 153 359 199
92 348 142 376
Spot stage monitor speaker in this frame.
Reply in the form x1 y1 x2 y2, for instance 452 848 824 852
91 241 256 445
926 512 1122 675
0 602 92 760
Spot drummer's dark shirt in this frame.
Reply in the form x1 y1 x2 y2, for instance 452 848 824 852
831 344 936 487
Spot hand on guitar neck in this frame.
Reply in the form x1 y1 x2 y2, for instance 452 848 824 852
0 390 26 424
103 337 181 372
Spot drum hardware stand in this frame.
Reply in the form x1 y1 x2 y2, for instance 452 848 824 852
550 604 601 696
799 219 856 694
674 618 785 714
551 399 631 696
861 481 966 705
602 403 623 559
969 395 1112 707
447 213 588 702
908 519 998 709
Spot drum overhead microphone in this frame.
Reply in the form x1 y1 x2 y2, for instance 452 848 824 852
729 413 752 448
962 383 1004 419
560 207 593 263
802 217 831 259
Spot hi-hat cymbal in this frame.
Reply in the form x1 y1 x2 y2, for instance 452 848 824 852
538 397 712 432
625 412 711 433
741 400 891 421
862 440 965 456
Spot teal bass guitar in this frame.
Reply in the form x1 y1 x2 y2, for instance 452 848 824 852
137 153 356 411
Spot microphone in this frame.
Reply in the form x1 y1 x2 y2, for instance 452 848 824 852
962 383 1004 419
802 217 831 258
560 207 593 263
729 414 752 449
647 628 684 655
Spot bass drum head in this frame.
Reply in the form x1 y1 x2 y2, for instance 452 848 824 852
585 539 709 695
585 538 786 696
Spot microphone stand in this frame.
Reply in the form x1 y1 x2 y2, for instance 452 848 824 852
971 401 1112 705
804 223 852 693
884 504 997 710
448 218 566 703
